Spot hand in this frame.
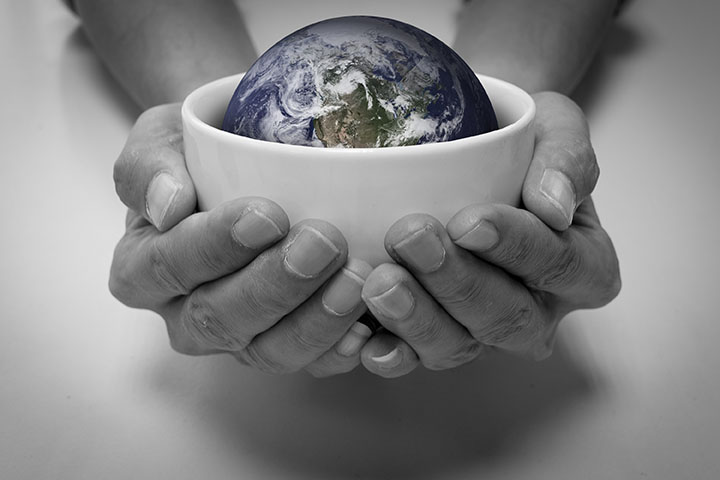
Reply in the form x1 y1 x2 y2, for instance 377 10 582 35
359 92 621 378
109 103 374 376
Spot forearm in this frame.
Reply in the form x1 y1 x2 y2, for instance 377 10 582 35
454 0 617 94
75 0 257 109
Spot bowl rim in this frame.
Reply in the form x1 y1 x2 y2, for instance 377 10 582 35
182 72 535 156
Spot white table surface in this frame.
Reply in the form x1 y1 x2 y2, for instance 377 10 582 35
2 0 719 479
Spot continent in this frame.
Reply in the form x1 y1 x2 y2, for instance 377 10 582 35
222 16 498 148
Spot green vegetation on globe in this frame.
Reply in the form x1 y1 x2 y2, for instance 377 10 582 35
222 16 498 148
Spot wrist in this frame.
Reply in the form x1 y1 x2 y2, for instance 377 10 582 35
74 0 257 109
454 0 616 95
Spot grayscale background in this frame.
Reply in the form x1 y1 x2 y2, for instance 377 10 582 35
2 1 718 478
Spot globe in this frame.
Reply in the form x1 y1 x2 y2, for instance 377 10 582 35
222 16 498 148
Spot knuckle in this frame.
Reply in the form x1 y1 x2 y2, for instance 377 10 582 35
149 241 192 295
165 318 213 356
592 258 622 308
238 277 294 321
475 301 536 345
517 320 558 361
190 235 232 277
580 144 600 194
433 272 487 316
560 137 599 195
108 243 147 308
108 263 138 307
587 149 600 190
605 269 622 303
529 340 555 361
167 333 201 356
305 360 354 378
238 344 297 375
286 320 333 352
141 104 183 136
528 247 583 292
499 241 537 274
108 275 134 307
305 366 331 378
240 289 289 319
113 146 144 209
425 340 483 370
330 362 356 376
400 312 446 346
490 215 540 271
562 136 593 164
181 293 243 350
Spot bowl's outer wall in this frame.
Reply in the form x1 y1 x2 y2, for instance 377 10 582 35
183 74 535 265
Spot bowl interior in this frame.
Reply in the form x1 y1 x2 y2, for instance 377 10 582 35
185 73 533 147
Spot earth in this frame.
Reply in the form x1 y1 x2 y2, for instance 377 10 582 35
222 16 498 148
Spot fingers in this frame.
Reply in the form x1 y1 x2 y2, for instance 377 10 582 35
114 103 196 231
360 331 420 378
382 214 552 359
109 197 289 308
447 200 622 309
523 92 599 231
238 258 373 374
361 264 485 370
175 220 351 363
303 321 373 377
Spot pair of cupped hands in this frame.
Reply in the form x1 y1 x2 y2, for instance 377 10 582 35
110 92 620 378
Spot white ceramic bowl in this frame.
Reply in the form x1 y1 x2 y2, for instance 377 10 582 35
182 73 535 265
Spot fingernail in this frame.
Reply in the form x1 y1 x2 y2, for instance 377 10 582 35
371 346 402 368
453 220 499 252
284 227 340 278
322 267 366 316
540 169 576 225
146 172 182 229
392 225 446 273
231 209 284 249
336 322 372 356
364 283 414 320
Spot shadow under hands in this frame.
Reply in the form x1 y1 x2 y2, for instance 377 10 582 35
146 332 601 480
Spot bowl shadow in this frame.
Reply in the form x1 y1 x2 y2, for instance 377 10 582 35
146 329 601 479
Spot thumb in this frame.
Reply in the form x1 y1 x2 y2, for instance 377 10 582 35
522 92 599 231
114 103 197 231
